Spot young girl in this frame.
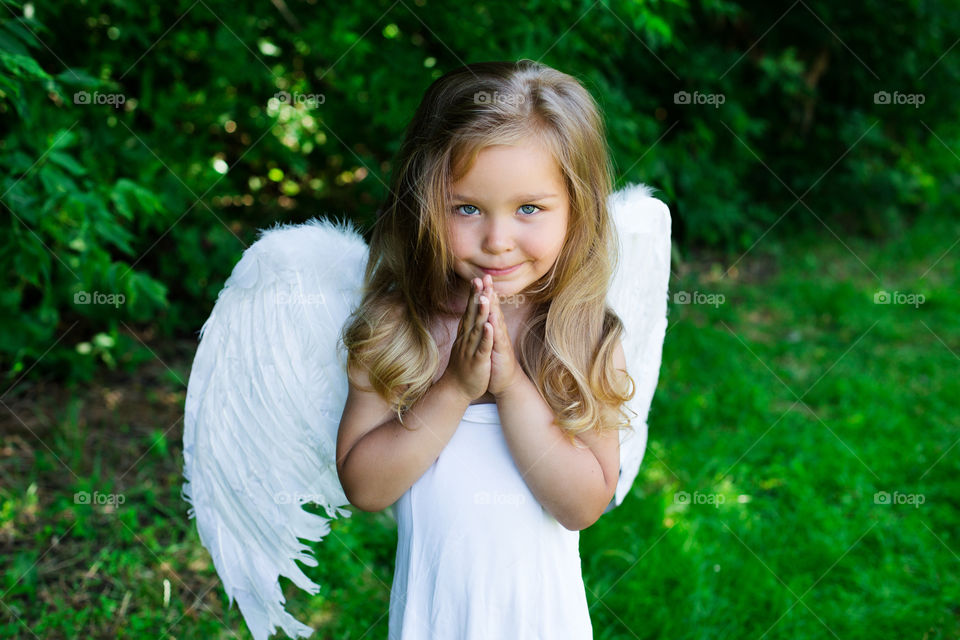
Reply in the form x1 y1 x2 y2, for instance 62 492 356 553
336 59 636 639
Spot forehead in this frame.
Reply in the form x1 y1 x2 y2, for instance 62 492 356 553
450 140 564 196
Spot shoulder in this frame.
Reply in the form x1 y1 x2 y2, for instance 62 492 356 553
602 334 629 401
600 308 628 373
574 425 620 508
611 334 627 373
574 334 625 496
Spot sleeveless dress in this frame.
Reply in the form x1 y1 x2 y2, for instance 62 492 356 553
387 401 594 639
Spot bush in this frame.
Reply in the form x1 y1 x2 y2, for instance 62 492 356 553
2 0 957 384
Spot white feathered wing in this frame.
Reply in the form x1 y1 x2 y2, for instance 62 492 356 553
181 183 671 639
182 217 371 640
604 182 672 512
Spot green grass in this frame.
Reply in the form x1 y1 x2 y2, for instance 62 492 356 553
2 213 958 639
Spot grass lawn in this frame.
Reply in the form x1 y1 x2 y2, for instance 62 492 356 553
2 213 958 639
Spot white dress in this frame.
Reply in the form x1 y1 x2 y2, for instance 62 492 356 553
388 401 594 639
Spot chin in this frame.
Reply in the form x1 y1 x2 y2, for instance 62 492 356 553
490 282 520 298
458 263 536 298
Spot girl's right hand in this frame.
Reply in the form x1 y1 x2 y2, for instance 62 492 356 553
442 277 493 402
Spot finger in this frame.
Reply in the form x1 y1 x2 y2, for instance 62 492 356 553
496 294 506 335
491 302 504 351
469 294 489 353
481 284 492 324
463 278 479 337
495 296 511 349
482 280 494 326
481 321 493 352
488 284 503 335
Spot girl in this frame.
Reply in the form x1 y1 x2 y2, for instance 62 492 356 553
336 59 636 639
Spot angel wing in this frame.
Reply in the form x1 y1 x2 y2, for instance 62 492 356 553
181 216 371 640
603 183 672 512
181 183 671 639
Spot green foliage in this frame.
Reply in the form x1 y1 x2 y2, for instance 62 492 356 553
1 0 957 386
1 2 172 382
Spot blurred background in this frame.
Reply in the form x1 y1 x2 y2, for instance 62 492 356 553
1 0 958 638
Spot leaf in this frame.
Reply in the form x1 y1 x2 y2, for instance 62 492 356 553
48 128 78 151
12 232 49 288
0 50 50 81
0 30 28 56
48 151 86 177
99 221 136 256
1 150 35 173
111 178 164 221
648 16 672 43
53 67 102 88
38 164 76 195
1 17 41 52
0 72 20 99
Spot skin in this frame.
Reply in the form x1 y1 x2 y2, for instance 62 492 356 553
446 136 570 329
442 136 570 400
437 137 622 529
338 137 623 527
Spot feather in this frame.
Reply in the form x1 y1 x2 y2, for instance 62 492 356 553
604 183 672 511
182 216 371 640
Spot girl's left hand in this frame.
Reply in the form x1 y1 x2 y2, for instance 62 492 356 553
480 274 522 398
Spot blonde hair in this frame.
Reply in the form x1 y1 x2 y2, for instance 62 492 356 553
340 59 636 445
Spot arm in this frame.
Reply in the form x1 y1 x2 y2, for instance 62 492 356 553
494 340 625 530
338 372 472 512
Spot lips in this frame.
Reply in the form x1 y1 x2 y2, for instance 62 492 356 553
479 263 522 276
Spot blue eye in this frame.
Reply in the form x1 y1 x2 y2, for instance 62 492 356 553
452 204 542 216
454 204 479 216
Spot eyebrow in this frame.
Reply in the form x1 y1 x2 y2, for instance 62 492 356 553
451 193 558 202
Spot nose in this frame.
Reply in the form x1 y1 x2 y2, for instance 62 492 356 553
481 216 515 254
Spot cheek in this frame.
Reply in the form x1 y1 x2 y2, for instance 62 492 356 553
528 225 566 261
449 233 472 260
446 225 469 257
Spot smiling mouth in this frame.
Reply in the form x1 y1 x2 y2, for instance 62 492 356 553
478 263 522 275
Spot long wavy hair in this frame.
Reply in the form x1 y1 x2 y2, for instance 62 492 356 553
340 59 636 445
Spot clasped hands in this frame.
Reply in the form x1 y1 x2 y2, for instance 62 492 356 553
446 273 522 402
